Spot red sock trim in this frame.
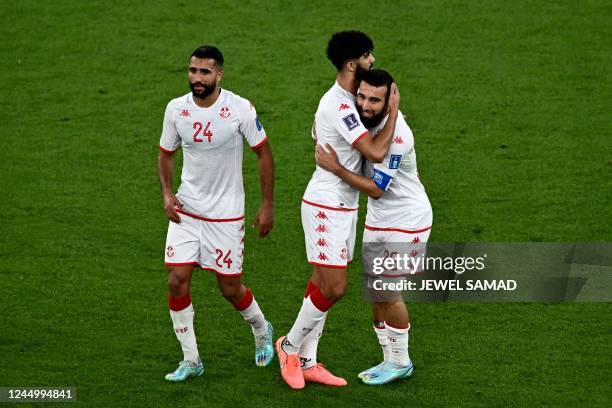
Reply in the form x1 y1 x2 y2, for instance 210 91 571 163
168 294 191 311
234 288 254 311
309 288 335 312
304 280 318 298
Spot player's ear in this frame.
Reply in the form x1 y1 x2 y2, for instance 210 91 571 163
345 59 356 73
217 69 224 82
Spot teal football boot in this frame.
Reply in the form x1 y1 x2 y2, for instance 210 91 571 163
164 360 204 382
254 321 275 367
358 361 386 379
361 361 414 385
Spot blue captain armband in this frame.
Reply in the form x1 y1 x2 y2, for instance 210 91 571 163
372 168 393 191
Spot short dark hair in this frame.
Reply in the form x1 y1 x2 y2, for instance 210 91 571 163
326 31 374 71
190 45 224 67
361 69 394 89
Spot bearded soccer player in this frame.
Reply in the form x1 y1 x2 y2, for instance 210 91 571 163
316 69 433 385
157 45 275 382
275 31 400 389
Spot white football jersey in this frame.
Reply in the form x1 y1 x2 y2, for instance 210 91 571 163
159 89 268 219
303 82 369 210
363 112 432 230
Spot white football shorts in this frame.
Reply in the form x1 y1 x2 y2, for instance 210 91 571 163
164 210 244 276
301 199 358 269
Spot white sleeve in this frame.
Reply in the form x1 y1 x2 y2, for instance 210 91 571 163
371 125 412 191
330 104 369 147
159 102 181 153
238 99 268 150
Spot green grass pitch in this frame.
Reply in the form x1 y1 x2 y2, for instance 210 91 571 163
1 0 610 406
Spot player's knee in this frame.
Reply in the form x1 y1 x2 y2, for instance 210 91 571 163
324 281 347 302
167 271 189 296
218 283 241 303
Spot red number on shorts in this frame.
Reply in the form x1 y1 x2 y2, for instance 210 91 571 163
215 249 233 269
223 250 233 268
193 121 213 143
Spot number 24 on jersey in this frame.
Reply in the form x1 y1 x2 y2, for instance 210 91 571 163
193 121 213 143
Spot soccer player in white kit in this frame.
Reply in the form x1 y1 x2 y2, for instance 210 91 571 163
275 31 400 390
316 69 433 385
157 46 275 382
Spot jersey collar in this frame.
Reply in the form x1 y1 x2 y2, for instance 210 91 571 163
333 81 355 100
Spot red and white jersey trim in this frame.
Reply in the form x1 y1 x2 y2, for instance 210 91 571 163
164 262 243 276
307 261 348 269
250 136 269 150
177 209 245 222
364 224 432 234
159 145 178 154
351 130 369 147
302 198 357 212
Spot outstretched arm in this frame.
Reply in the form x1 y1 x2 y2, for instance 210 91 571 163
252 143 275 237
316 144 384 199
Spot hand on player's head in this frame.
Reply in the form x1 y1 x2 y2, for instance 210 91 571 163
388 82 400 113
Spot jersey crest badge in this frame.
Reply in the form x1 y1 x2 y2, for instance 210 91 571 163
342 113 359 131
219 106 231 119
389 154 402 169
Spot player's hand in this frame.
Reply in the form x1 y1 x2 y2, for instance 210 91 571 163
253 203 274 238
388 82 400 113
316 143 341 174
163 194 183 223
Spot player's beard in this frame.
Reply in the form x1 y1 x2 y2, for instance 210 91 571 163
355 63 372 81
189 80 217 99
357 104 387 129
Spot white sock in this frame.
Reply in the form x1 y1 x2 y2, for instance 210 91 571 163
239 298 267 336
299 305 328 370
374 324 391 362
170 303 200 363
285 297 327 354
386 323 411 366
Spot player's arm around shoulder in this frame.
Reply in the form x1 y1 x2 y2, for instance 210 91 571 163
353 83 400 163
316 143 384 200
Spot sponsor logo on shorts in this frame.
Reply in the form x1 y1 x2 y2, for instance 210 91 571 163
166 245 175 257
316 239 327 247
315 211 328 219
412 237 421 244
340 247 347 260
318 253 328 261
342 113 359 131
315 225 327 233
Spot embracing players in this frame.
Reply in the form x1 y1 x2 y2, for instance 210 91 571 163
316 69 433 385
275 31 400 389
157 45 275 382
